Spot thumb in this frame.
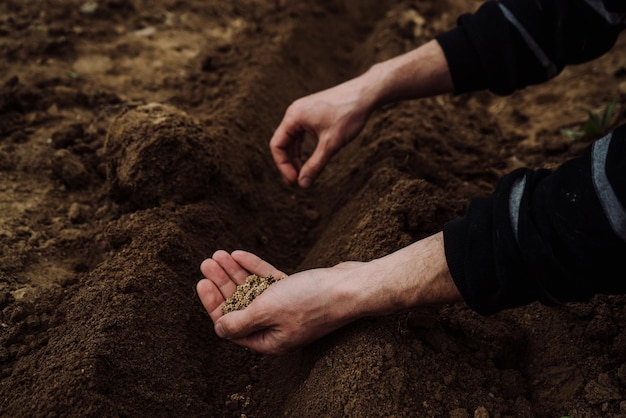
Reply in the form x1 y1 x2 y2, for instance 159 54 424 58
214 306 265 340
298 140 335 188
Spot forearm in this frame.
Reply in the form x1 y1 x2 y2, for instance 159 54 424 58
355 39 454 110
344 232 462 319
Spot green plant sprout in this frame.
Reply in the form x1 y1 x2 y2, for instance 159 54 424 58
561 100 617 140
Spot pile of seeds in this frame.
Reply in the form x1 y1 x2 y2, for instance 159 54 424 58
222 274 280 314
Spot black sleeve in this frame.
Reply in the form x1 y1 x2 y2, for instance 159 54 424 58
435 0 625 95
443 124 626 315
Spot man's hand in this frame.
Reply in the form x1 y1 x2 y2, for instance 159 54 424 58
269 40 454 189
269 78 374 189
197 232 462 355
198 250 365 354
196 250 287 324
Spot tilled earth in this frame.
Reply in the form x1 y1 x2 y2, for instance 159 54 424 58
1 0 626 417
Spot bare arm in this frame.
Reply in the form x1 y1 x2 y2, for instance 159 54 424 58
270 39 453 188
197 232 461 355
365 39 454 106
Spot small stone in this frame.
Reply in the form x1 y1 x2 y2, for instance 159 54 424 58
473 406 489 418
80 1 98 15
51 149 90 189
443 374 455 385
50 123 84 149
25 314 40 329
68 203 88 223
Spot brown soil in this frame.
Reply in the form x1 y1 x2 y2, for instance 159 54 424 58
1 0 626 417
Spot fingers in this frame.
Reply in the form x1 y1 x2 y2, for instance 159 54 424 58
270 125 332 189
198 249 255 323
198 250 285 325
196 279 226 323
211 250 251 285
199 255 238 299
231 250 286 279
297 136 336 188
270 103 335 189
270 120 304 187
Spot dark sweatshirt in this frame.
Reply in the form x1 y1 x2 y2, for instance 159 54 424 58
435 0 626 315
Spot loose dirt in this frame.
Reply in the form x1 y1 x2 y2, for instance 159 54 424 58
1 0 626 417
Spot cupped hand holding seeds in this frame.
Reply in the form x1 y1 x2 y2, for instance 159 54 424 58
197 250 287 321
197 249 368 355
197 233 462 355
222 273 282 314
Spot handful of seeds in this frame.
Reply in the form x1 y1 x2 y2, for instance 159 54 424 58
222 274 280 314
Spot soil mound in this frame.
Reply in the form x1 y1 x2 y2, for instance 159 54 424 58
104 103 220 209
1 0 625 417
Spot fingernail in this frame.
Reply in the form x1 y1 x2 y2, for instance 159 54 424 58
299 176 312 188
215 322 226 338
